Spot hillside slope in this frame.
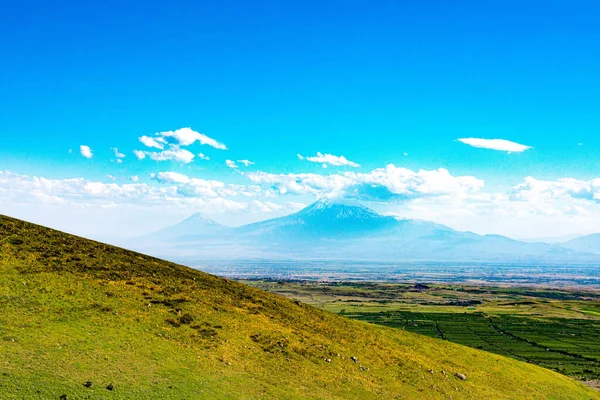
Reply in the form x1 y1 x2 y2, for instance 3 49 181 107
0 215 597 399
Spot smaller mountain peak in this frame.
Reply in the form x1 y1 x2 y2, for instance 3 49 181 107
183 212 217 225
145 211 226 239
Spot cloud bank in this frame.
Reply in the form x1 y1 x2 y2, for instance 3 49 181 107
247 164 483 200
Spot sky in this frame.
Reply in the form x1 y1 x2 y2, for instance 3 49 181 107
1 0 600 240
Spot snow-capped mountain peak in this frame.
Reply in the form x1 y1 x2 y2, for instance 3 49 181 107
298 196 382 220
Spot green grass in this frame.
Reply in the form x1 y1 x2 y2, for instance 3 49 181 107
1 215 598 399
245 280 600 383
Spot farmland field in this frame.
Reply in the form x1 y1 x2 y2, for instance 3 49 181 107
243 280 600 382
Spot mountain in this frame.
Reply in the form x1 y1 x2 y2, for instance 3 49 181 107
563 233 600 254
235 196 458 243
1 214 596 399
135 197 594 263
235 197 407 240
145 212 230 241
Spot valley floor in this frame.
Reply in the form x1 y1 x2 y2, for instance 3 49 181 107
195 259 600 288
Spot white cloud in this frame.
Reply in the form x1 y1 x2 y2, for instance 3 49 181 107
0 171 163 206
510 176 600 203
250 200 284 213
146 148 195 163
298 152 360 167
387 178 600 239
131 176 139 182
139 135 166 149
140 127 226 150
233 184 264 197
286 201 308 211
372 174 600 238
247 171 352 196
80 145 93 159
237 159 255 166
457 138 531 153
226 160 238 169
0 170 273 217
111 148 126 158
137 128 225 163
152 171 190 184
134 148 196 163
160 127 227 150
152 171 242 198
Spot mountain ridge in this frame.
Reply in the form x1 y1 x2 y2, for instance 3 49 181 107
563 233 600 254
136 198 599 263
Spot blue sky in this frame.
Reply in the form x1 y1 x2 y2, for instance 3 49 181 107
1 0 600 239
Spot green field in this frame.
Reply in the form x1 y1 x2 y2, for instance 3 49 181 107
244 280 600 383
1 215 599 399
353 312 600 380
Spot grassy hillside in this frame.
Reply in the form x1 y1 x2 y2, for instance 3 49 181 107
244 280 600 380
0 215 597 399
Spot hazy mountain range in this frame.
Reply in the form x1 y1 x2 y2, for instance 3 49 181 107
130 197 600 264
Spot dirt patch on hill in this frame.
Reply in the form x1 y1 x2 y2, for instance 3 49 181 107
583 380 600 392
